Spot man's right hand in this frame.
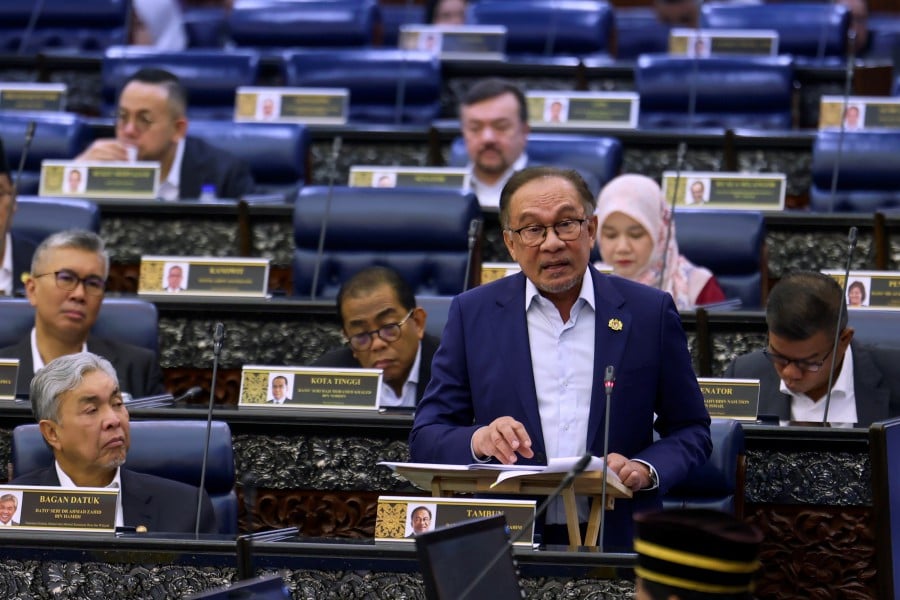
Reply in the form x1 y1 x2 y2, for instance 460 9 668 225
472 417 534 464
75 139 131 162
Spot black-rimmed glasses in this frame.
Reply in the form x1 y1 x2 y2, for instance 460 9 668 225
33 270 106 296
347 309 415 351
507 218 587 247
762 346 833 373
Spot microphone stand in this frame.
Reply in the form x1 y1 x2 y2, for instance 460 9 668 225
310 136 342 299
196 322 225 537
827 30 856 213
462 218 480 292
599 365 615 553
822 227 857 425
657 142 687 290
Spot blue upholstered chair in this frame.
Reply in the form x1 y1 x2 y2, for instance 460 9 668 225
101 47 261 120
11 420 237 535
0 113 91 196
13 196 101 245
416 295 453 340
661 419 746 516
228 0 380 48
183 7 230 48
810 131 900 212
849 310 900 352
292 187 481 298
674 209 767 309
635 54 795 129
282 49 442 124
0 0 127 53
613 7 670 60
380 4 426 47
470 0 614 58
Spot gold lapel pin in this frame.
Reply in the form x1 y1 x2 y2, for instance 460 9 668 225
608 318 623 331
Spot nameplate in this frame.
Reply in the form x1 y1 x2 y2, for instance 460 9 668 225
375 495 535 545
348 166 470 191
527 91 639 129
661 171 785 210
669 28 778 57
819 95 900 131
0 359 18 400
697 377 760 420
39 160 160 200
0 83 67 112
138 255 270 297
239 365 383 410
822 269 900 310
0 484 117 532
398 25 506 60
234 86 349 125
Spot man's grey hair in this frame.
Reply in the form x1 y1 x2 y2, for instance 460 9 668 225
30 229 110 277
31 352 119 423
0 493 17 506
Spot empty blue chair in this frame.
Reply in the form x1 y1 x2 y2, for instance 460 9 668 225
635 54 794 129
416 295 454 339
0 0 127 53
13 196 100 244
228 0 380 48
183 7 229 48
810 130 900 212
381 4 426 47
614 7 670 60
0 113 91 195
850 310 900 352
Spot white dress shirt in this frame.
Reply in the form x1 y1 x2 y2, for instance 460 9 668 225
467 153 528 210
0 233 13 296
782 345 858 427
158 138 186 201
378 343 423 409
55 461 124 528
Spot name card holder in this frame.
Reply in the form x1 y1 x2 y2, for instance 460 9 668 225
526 91 639 129
669 28 779 57
0 83 67 112
239 365 383 410
0 484 118 532
398 25 506 60
823 269 900 310
40 160 160 200
348 166 470 191
234 86 349 125
0 359 19 400
661 171 785 210
696 377 760 420
138 256 270 298
819 95 900 131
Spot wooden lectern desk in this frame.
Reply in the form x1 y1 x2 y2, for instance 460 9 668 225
391 465 632 547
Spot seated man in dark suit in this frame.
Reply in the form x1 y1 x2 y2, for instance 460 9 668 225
0 229 165 398
0 136 37 297
76 67 255 201
312 266 439 409
12 352 216 533
725 270 900 426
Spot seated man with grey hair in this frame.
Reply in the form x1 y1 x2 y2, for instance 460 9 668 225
12 352 217 533
0 493 19 526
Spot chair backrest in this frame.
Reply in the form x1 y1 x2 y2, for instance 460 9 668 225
701 2 850 61
101 47 261 120
416 295 454 339
0 0 127 53
674 209 766 309
380 4 426 47
228 0 380 48
0 297 159 355
613 7 670 60
662 418 746 516
11 420 237 535
810 130 900 212
282 49 442 124
187 121 309 193
635 54 794 129
849 310 900 352
292 187 481 298
0 113 91 196
470 0 614 57
13 196 101 247
183 7 230 48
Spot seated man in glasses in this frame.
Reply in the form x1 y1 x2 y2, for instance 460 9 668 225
0 229 165 399
725 270 900 426
311 266 438 409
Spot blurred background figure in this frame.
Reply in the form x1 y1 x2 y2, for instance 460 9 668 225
653 0 700 27
130 0 188 51
838 0 871 56
426 0 467 25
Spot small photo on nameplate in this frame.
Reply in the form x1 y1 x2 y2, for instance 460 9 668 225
0 359 19 401
527 91 639 130
669 28 778 57
822 269 900 310
40 160 160 200
239 365 383 410
0 83 67 112
818 95 900 131
375 495 535 545
697 378 760 420
398 25 506 60
348 166 470 191
662 171 785 210
0 484 118 532
138 255 270 298
234 86 349 125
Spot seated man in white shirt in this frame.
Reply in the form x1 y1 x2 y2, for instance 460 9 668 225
0 136 37 297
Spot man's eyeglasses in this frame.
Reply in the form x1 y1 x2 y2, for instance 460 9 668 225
116 111 155 133
762 346 833 373
347 309 415 351
33 270 106 296
508 218 587 247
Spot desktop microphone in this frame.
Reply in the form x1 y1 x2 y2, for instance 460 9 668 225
657 142 687 291
195 322 225 537
173 386 204 404
310 136 342 299
14 121 37 194
598 365 615 553
458 453 594 599
462 218 481 291
827 29 857 213
822 227 857 425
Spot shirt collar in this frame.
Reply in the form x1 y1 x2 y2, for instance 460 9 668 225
55 460 122 490
524 265 595 313
0 233 12 296
31 327 88 373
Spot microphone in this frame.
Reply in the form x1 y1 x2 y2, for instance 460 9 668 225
17 0 45 55
310 136 342 299
458 452 593 599
657 142 687 291
462 218 481 291
599 365 615 552
173 386 203 404
827 28 857 213
822 227 857 425
543 0 559 56
14 121 37 195
195 322 225 537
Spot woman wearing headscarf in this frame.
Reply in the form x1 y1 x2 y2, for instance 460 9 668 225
130 0 188 51
595 173 726 309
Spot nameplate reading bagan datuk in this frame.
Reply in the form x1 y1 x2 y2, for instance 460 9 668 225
696 378 760 420
0 484 117 532
348 166 470 191
39 160 160 200
234 86 348 125
0 83 67 112
662 171 786 210
669 28 778 57
238 365 383 410
138 256 270 298
818 95 900 131
822 269 900 310
527 91 639 130
0 359 18 401
375 495 536 545
398 25 506 60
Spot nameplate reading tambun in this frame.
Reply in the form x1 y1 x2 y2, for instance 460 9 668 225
527 91 639 130
662 170 786 210
348 166 470 191
374 495 536 545
823 269 900 310
697 377 760 420
669 28 779 57
0 83 67 112
0 484 117 532
39 160 160 200
0 359 18 400
819 95 900 131
234 86 349 125
239 365 383 410
138 255 270 298
398 25 506 60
